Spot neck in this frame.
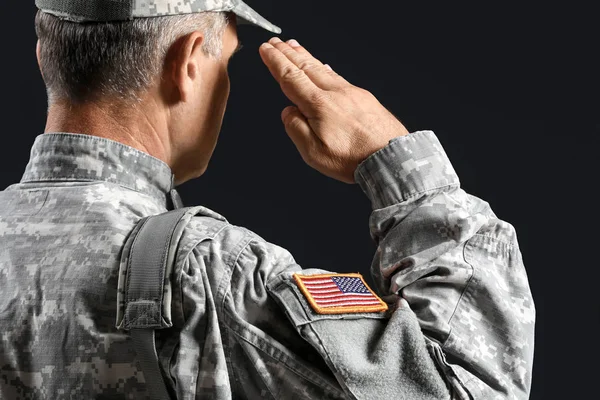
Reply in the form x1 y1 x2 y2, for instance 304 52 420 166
44 98 171 167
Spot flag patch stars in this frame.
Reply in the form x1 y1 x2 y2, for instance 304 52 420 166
293 273 388 315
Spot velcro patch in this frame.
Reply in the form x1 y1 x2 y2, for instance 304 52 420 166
293 273 388 315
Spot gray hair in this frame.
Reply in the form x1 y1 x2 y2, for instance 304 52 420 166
34 10 228 104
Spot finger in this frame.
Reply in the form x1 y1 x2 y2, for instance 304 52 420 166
281 106 318 156
271 38 324 67
287 41 336 73
259 42 320 111
270 38 348 89
286 39 348 84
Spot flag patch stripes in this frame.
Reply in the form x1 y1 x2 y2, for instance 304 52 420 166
293 273 388 314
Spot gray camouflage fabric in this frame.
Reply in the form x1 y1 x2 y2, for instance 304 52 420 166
35 0 282 33
0 130 535 399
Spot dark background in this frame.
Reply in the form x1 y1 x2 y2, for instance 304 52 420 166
0 1 597 399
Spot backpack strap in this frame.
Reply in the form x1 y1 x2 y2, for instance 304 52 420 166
120 206 192 400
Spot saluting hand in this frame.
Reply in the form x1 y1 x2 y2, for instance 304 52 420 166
259 37 409 184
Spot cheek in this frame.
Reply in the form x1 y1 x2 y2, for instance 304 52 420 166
213 68 230 112
195 66 229 120
220 68 231 100
201 68 230 133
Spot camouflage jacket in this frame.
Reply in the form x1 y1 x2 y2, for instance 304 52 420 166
0 131 535 399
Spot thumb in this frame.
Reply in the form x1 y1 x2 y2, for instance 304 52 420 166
281 106 314 155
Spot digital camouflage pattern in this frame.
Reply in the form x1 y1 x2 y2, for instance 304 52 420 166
35 0 282 33
0 131 535 399
133 0 281 33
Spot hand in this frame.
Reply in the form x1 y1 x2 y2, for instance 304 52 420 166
259 37 409 184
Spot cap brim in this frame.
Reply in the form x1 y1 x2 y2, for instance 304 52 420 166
37 0 282 33
232 2 281 34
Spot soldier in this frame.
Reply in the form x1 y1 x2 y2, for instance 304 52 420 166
0 1 535 399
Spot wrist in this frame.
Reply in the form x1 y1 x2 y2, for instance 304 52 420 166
354 130 460 209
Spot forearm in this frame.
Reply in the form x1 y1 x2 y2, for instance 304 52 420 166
355 130 535 399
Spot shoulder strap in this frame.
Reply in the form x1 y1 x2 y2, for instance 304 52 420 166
122 205 192 400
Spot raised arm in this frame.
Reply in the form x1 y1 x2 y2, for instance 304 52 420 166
257 37 535 399
355 130 535 399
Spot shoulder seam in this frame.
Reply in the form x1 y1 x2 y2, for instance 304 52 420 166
472 232 515 249
229 228 258 269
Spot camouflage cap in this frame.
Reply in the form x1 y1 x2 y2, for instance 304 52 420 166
35 0 281 34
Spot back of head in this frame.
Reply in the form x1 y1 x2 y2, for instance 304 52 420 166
35 11 228 104
33 0 281 183
34 0 281 105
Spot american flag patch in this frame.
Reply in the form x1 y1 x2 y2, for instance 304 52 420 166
293 273 388 314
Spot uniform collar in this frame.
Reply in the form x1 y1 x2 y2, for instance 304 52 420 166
21 133 175 203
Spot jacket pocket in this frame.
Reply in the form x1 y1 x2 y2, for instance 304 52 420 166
266 270 452 400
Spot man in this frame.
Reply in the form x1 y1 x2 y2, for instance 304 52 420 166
0 0 535 399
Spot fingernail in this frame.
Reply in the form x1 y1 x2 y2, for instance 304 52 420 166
269 37 283 44
261 42 274 49
288 39 300 48
324 64 333 71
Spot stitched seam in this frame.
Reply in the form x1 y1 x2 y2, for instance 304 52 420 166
234 331 278 400
21 178 99 184
20 178 167 203
178 222 230 330
208 227 256 389
443 241 475 345
306 325 356 399
472 233 515 249
157 214 181 322
217 229 255 319
39 132 170 168
225 329 245 399
125 217 150 325
176 222 230 270
116 218 144 328
366 183 460 211
425 339 473 400
356 167 378 204
17 178 167 206
175 220 230 398
226 314 345 395
359 131 432 162
402 183 459 202
31 191 49 216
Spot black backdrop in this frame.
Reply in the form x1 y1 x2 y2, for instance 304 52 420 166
0 1 597 399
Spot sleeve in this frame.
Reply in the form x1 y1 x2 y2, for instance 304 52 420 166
229 234 452 400
354 130 535 399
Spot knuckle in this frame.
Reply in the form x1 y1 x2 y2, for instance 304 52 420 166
286 115 304 131
357 87 374 98
301 149 315 165
308 90 328 106
272 41 287 50
281 47 297 58
297 59 318 71
279 65 303 83
337 85 372 101
304 145 323 167
336 85 354 96
320 136 338 154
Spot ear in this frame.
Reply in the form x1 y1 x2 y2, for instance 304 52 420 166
36 40 44 80
169 31 206 103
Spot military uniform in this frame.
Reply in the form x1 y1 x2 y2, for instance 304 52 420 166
0 131 534 399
